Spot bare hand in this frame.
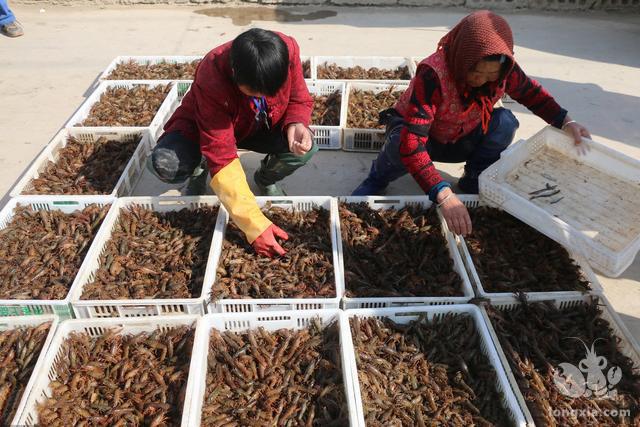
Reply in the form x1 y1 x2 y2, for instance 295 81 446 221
437 188 472 236
563 118 591 156
286 123 313 156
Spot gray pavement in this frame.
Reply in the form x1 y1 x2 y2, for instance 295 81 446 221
1 5 639 339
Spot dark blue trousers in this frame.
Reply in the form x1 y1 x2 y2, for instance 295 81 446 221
354 107 519 195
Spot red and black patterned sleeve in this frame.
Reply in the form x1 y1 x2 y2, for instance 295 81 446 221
399 66 448 199
505 62 568 128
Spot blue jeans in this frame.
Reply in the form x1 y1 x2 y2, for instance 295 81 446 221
0 0 16 26
381 107 519 179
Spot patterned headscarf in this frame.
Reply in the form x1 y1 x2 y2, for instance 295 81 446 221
438 11 515 132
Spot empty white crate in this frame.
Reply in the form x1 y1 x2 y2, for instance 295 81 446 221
480 125 640 277
206 196 343 313
14 315 198 427
315 56 415 83
481 294 640 427
340 305 527 426
99 55 203 82
70 196 221 318
66 81 178 142
342 82 409 153
450 195 604 300
336 196 474 309
0 196 113 319
2 315 59 426
185 309 358 426
10 128 151 198
307 80 346 150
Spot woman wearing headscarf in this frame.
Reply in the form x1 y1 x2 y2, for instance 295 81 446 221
352 11 590 236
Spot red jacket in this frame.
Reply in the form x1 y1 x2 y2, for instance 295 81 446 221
162 32 313 175
394 54 566 195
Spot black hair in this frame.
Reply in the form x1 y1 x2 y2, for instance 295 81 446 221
230 28 289 97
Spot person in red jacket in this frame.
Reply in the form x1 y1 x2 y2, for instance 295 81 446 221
149 29 317 257
352 11 591 237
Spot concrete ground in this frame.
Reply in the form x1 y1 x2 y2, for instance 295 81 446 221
1 5 639 340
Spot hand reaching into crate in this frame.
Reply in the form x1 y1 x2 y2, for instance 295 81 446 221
437 187 472 236
252 223 289 257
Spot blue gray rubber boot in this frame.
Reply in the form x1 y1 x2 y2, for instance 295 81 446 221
254 144 319 196
351 134 408 196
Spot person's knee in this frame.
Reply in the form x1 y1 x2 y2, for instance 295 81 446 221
381 128 405 169
489 108 519 148
147 131 202 183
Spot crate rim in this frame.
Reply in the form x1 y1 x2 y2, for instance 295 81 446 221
449 194 605 300
335 196 475 306
2 314 60 426
340 304 527 427
68 196 222 317
205 196 344 313
9 128 150 199
14 314 199 427
98 55 204 81
480 293 640 427
184 309 358 427
0 196 114 308
479 125 640 277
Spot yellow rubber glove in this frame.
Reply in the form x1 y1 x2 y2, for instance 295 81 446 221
210 159 272 243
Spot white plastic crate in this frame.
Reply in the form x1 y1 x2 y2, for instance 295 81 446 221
447 195 604 300
300 55 315 80
307 80 346 150
99 55 203 82
336 196 474 309
315 56 415 83
1 315 59 426
206 196 343 313
342 82 409 153
14 315 198 427
340 305 527 427
0 196 113 319
152 80 194 142
66 81 178 143
185 309 357 427
481 294 640 427
69 196 221 318
10 128 151 198
479 125 640 277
